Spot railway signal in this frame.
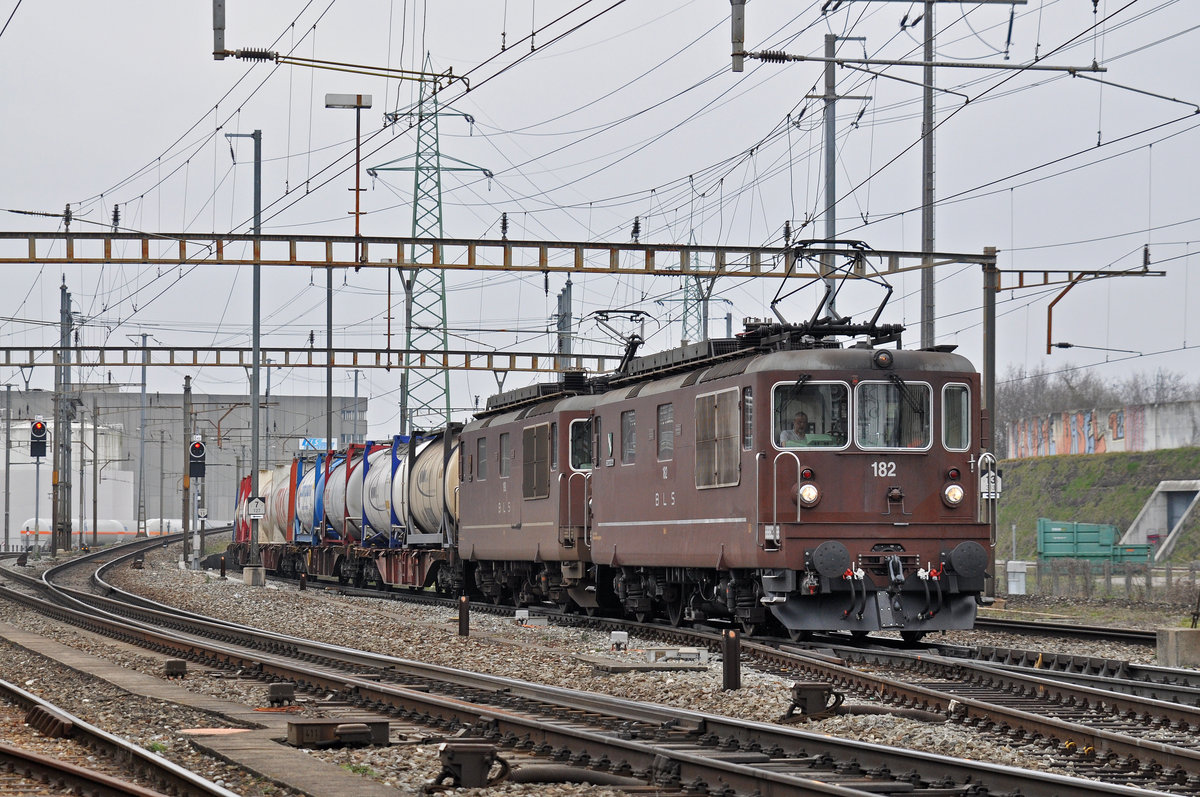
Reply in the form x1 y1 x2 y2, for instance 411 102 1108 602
29 418 46 458
188 439 207 478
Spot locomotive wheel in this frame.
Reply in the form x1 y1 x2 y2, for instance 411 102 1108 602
739 619 760 636
900 630 926 644
787 628 810 643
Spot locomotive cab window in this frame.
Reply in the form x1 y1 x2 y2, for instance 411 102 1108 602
569 418 593 471
943 384 970 451
856 380 932 450
772 382 849 449
522 424 551 499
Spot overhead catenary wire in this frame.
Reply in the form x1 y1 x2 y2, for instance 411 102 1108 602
4 1 1196 415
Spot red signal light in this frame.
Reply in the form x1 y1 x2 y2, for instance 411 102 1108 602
800 467 815 480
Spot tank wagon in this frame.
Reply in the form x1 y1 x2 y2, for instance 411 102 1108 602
230 318 996 640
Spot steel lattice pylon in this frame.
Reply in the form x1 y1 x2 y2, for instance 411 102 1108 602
682 271 705 344
680 232 715 344
404 75 452 431
370 57 491 432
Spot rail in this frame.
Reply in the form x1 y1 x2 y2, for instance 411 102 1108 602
0 676 241 797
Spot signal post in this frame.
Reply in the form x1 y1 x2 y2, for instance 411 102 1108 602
182 377 191 565
188 437 207 570
29 417 47 557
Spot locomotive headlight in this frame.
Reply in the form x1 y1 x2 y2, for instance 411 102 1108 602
798 482 821 507
942 483 965 506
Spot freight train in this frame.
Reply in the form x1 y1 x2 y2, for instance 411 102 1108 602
230 317 997 640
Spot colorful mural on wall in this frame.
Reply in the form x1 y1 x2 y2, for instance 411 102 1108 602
1007 403 1178 459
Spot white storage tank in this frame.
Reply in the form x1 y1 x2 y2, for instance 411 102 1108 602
294 461 323 537
264 464 294 542
343 449 375 539
408 436 460 536
322 456 364 542
255 469 281 543
362 446 403 536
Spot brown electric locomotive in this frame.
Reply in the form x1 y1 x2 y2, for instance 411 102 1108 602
459 318 995 640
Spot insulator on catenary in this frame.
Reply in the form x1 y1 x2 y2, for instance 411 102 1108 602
236 48 276 61
758 50 788 63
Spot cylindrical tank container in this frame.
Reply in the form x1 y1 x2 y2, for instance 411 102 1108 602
256 469 283 543
265 464 294 542
322 456 361 542
362 447 403 536
408 435 460 536
343 449 376 539
235 476 251 543
294 460 324 537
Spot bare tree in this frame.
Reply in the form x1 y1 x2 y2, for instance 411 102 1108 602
993 364 1198 457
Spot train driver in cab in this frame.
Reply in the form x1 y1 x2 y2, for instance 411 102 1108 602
780 412 809 446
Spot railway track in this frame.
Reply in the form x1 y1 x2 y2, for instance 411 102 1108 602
975 615 1158 645
0 538 1170 796
233 560 1200 792
180 556 1200 792
0 673 240 797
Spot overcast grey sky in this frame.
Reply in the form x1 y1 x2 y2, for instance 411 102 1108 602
0 0 1196 440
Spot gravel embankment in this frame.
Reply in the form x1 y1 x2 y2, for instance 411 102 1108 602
2 545 1192 794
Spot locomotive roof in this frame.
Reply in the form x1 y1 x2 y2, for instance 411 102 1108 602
475 318 973 419
747 346 975 375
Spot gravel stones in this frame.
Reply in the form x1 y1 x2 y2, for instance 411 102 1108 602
3 544 1192 794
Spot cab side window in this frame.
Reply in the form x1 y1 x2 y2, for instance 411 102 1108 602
477 437 488 480
569 419 593 470
621 410 636 464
